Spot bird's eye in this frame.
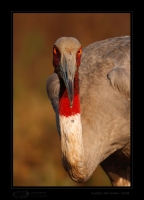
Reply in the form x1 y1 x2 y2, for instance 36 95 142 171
77 47 82 55
53 47 59 54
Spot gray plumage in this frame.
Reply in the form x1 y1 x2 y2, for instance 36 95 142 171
46 36 130 186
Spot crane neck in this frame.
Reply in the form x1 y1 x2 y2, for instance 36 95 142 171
58 71 91 182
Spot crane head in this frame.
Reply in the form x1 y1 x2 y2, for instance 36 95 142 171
52 37 82 108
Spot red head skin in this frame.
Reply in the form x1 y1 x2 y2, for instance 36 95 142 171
53 46 82 117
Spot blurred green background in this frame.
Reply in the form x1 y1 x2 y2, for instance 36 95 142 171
13 13 130 186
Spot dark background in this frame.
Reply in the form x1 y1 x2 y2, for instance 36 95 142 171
13 13 130 186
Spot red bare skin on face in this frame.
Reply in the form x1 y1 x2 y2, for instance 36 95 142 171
53 46 60 72
76 47 82 67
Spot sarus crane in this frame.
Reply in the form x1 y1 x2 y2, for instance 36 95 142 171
46 36 130 186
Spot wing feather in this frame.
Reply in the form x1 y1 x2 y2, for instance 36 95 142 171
46 73 60 112
107 67 130 99
46 73 60 135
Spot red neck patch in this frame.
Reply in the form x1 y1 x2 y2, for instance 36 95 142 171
59 72 80 117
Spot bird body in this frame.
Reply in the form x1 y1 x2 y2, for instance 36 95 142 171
46 36 130 186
